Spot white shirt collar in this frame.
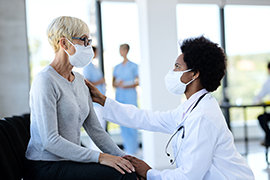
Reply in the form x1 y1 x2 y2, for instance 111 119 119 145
182 89 208 114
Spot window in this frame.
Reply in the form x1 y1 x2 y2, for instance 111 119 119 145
101 2 141 133
176 4 222 101
26 0 93 83
224 5 270 122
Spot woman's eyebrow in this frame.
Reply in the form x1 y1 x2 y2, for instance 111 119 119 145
175 63 181 66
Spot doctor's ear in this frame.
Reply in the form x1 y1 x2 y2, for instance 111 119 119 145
192 71 200 80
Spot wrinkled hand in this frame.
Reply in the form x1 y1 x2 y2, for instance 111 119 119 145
123 155 151 179
99 153 135 175
85 79 106 106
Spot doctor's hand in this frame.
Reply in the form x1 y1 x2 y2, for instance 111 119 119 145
123 155 151 179
99 153 135 175
85 79 106 106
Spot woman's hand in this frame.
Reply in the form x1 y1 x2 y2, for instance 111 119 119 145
85 79 106 106
123 155 151 179
99 153 135 174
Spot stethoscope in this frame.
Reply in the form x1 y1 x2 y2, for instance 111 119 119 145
165 93 207 165
165 125 185 165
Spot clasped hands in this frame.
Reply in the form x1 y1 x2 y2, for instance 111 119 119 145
99 153 151 179
85 80 151 179
123 155 152 180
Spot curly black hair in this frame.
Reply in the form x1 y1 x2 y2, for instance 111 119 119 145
180 36 226 92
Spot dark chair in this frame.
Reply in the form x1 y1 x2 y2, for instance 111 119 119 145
0 114 30 180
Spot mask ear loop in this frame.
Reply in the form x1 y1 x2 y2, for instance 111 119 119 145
63 47 70 56
184 69 196 86
65 37 75 46
185 78 195 86
63 38 76 56
182 69 192 73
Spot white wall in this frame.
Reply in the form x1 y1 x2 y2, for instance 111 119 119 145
0 0 30 118
136 0 180 170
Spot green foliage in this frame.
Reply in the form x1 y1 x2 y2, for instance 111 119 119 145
227 52 270 121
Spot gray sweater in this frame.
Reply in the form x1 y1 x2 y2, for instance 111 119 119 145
25 65 124 163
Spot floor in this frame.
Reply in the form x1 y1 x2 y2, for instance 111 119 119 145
235 139 270 180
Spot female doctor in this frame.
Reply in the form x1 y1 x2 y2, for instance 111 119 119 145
85 36 254 180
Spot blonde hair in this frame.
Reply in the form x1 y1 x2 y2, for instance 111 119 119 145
46 16 90 52
120 43 130 52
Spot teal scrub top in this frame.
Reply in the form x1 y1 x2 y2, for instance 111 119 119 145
113 60 138 106
83 62 106 95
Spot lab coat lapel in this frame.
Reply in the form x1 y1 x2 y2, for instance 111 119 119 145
176 103 185 126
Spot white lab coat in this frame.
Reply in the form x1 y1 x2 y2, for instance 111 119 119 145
103 91 254 180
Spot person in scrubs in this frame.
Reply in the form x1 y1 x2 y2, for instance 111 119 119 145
253 62 270 146
83 46 107 151
85 36 254 180
113 44 139 155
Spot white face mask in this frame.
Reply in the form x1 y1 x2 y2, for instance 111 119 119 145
164 69 194 96
63 38 94 68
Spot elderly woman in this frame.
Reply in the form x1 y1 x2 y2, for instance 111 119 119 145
85 36 255 180
24 16 136 180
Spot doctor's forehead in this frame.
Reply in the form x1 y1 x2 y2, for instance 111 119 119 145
175 54 186 65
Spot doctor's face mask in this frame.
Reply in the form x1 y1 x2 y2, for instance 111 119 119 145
164 69 194 96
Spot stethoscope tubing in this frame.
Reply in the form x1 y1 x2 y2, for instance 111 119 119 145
164 93 207 165
165 125 185 164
